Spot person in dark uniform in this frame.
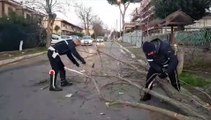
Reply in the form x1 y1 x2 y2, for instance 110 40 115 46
47 39 86 91
140 38 180 101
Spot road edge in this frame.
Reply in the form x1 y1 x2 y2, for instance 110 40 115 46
0 51 47 66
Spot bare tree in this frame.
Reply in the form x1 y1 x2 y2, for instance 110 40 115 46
23 0 71 47
74 4 95 35
92 17 104 38
107 0 139 33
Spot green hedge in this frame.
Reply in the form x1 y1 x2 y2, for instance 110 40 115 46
0 12 46 52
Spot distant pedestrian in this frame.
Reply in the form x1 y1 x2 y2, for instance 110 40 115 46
140 38 180 101
47 39 86 91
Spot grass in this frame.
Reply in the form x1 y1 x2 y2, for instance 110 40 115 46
117 41 134 47
117 41 146 60
179 72 211 87
0 47 47 60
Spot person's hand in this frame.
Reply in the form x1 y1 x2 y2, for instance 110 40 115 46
159 72 168 79
75 63 80 67
82 61 86 65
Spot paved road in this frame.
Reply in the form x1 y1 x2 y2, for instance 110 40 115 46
0 42 172 120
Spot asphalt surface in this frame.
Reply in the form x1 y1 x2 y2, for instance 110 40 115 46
0 42 173 120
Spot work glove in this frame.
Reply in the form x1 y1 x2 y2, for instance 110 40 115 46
159 72 168 79
82 61 86 65
75 63 80 67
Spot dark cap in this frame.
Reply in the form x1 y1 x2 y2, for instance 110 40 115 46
142 41 156 55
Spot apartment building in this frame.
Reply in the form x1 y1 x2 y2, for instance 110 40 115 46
139 0 161 36
0 0 44 21
186 14 211 30
43 19 83 35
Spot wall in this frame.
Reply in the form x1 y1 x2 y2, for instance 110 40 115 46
123 30 143 47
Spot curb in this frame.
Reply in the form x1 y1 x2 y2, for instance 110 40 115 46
115 41 136 59
0 51 47 66
115 41 148 67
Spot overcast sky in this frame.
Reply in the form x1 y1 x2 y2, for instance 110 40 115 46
18 0 140 31
57 0 140 31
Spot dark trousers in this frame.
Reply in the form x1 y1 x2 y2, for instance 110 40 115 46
47 50 66 82
145 67 180 91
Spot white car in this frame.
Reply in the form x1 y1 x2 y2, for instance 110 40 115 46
81 36 93 46
96 36 104 42
51 34 72 44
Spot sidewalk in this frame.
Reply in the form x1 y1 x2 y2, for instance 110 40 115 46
0 47 47 66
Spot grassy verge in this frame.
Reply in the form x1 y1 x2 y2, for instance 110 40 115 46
117 41 134 47
117 41 146 60
179 72 211 87
0 47 47 60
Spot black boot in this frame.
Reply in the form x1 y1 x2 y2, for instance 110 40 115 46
60 70 72 87
61 79 73 87
49 72 62 91
140 93 151 101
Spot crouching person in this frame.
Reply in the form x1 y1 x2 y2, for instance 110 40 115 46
47 39 86 91
140 38 180 101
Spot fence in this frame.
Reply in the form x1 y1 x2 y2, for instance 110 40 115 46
123 30 143 47
176 29 211 48
122 28 211 49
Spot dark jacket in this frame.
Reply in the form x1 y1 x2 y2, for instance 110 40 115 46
52 40 85 66
144 39 178 74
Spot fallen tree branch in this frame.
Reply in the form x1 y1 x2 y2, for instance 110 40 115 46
114 75 207 120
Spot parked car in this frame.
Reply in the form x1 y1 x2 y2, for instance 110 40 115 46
70 35 80 41
81 36 93 46
51 34 72 44
96 36 104 42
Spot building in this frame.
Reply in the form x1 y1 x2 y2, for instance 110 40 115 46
186 14 211 30
43 19 83 35
0 0 44 21
139 0 162 36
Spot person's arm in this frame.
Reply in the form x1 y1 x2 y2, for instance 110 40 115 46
145 54 162 73
164 45 178 75
68 43 86 64
66 51 80 67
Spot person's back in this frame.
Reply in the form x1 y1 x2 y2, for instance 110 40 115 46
52 40 75 55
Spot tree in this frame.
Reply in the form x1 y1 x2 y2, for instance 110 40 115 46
107 0 139 33
0 12 44 51
92 17 104 38
152 0 211 20
23 0 70 47
54 25 60 34
75 4 95 35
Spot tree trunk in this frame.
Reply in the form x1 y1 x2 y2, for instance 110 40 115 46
45 13 56 48
177 45 184 75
